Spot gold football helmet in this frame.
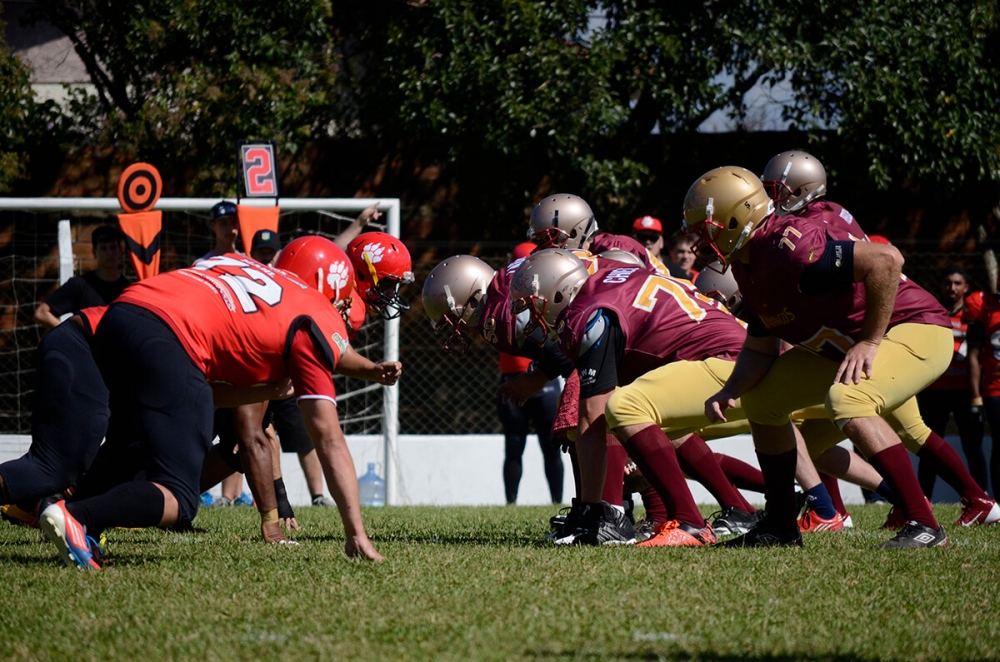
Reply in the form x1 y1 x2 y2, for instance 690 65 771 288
422 255 496 356
682 166 774 266
761 151 827 214
509 248 590 338
527 194 598 250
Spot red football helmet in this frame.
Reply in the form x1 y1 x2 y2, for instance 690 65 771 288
347 232 415 320
274 234 357 304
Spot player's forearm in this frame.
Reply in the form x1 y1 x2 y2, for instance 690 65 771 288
234 403 278 515
721 339 779 398
969 346 983 400
576 393 611 503
315 435 367 538
34 304 60 330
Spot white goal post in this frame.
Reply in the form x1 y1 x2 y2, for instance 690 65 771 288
0 197 403 505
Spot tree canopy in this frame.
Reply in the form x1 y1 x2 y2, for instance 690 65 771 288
3 0 999 234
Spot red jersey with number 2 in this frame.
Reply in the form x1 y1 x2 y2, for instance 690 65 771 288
115 253 348 399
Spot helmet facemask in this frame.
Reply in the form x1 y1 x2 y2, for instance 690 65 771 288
430 288 485 357
361 251 414 320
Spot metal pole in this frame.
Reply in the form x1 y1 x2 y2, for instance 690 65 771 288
57 220 73 285
383 200 401 505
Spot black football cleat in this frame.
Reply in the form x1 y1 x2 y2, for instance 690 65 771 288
876 521 948 549
717 520 803 548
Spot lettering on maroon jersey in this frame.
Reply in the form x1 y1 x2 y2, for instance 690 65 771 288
481 317 499 345
758 307 797 329
602 267 640 284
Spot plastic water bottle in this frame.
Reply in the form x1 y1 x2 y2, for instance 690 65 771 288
358 462 386 507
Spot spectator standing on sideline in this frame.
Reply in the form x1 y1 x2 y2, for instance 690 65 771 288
917 265 987 496
498 243 563 504
966 280 1000 497
34 225 131 332
665 229 700 282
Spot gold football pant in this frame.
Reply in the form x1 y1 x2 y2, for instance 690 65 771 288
741 323 952 430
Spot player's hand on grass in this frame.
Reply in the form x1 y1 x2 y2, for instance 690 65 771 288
374 361 402 385
835 340 878 385
262 520 289 543
705 389 736 423
496 371 548 405
281 516 300 531
346 534 384 561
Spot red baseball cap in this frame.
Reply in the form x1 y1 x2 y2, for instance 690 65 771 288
510 242 536 261
632 216 663 235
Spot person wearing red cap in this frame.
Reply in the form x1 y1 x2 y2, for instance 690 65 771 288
631 216 664 262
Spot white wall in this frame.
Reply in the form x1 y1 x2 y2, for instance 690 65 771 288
4 433 982 508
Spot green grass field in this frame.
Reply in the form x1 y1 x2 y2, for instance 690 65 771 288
2 503 999 661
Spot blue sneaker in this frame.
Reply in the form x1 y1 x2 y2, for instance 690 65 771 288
39 500 103 570
233 492 255 507
200 492 214 507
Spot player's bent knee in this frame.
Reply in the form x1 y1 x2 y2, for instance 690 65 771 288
825 384 880 422
605 387 657 431
741 388 792 427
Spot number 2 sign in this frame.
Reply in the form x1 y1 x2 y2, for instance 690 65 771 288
240 141 279 198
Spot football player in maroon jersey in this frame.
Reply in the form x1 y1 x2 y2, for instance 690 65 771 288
510 249 763 547
687 166 953 548
38 245 400 569
762 152 999 527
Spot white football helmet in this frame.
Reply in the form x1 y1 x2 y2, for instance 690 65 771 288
527 194 598 250
422 255 496 356
598 248 644 267
761 151 827 214
695 261 743 316
509 248 590 338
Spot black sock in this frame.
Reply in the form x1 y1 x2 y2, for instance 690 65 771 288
67 481 166 535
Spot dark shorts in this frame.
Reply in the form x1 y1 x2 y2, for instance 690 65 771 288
268 396 314 454
0 319 108 504
80 303 214 523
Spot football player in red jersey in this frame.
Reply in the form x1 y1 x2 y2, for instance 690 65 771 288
38 247 400 569
347 231 415 320
510 249 764 547
965 285 1000 503
762 152 999 527
687 166 954 548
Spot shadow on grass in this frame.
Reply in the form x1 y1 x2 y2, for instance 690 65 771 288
300 530 547 547
526 652 901 661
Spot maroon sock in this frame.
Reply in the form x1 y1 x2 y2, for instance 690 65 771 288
639 486 669 523
714 453 766 493
622 424 704 527
602 438 628 506
820 473 846 515
917 432 990 502
756 449 798 531
677 435 754 512
566 442 581 500
869 444 937 528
